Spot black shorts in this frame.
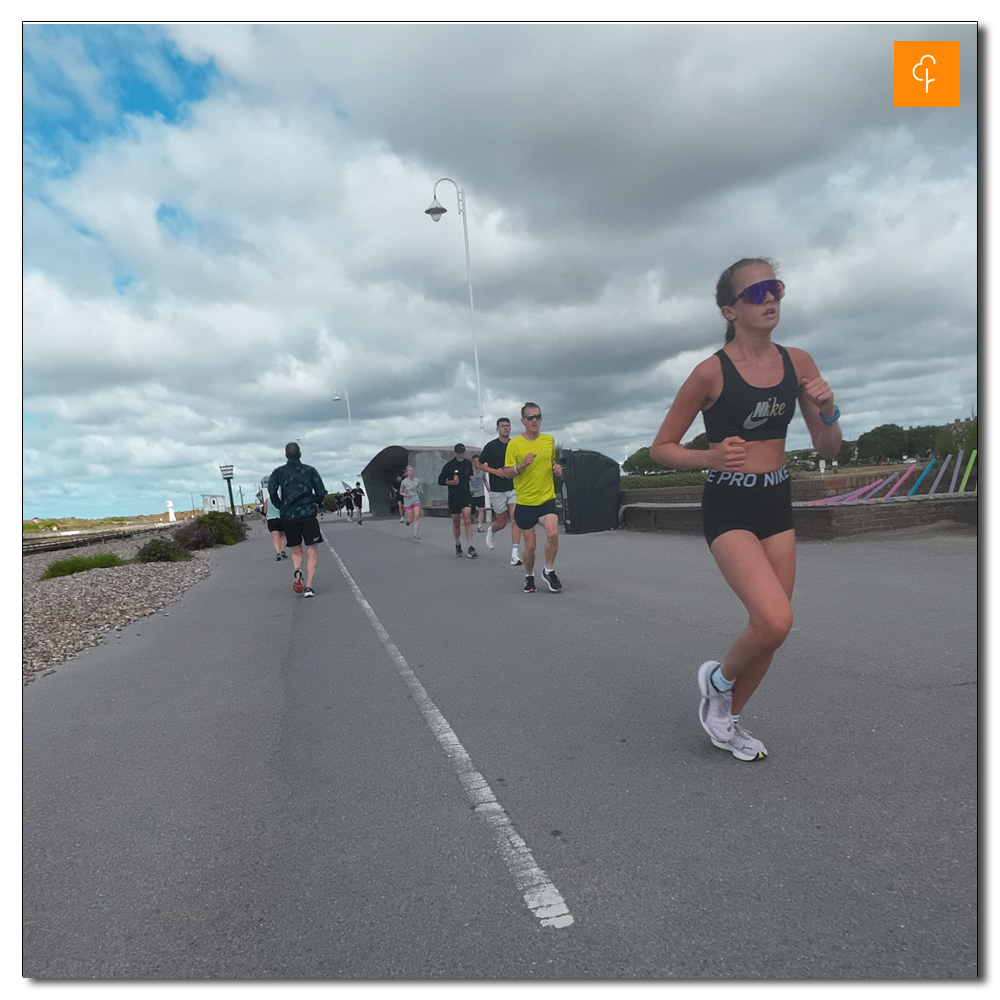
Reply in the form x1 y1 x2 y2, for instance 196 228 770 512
266 518 283 533
283 517 323 547
701 465 794 547
448 494 472 515
514 498 558 530
471 495 485 509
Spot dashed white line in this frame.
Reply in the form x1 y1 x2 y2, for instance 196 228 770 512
326 540 574 929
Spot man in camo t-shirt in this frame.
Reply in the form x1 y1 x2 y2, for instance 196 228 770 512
268 442 326 598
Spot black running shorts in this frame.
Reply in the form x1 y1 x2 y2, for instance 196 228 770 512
448 494 473 515
283 517 323 547
514 498 558 530
702 465 794 547
266 518 283 533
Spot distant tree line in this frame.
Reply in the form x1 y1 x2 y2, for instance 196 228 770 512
623 418 977 475
851 418 977 466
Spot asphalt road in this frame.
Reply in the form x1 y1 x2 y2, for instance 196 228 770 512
22 513 978 979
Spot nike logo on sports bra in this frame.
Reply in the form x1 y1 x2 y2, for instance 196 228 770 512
742 396 788 431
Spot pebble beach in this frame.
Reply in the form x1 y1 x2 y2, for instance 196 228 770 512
22 537 212 684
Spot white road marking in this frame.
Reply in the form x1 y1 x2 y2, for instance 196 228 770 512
326 540 574 929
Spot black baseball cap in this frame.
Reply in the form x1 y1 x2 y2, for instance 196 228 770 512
455 443 466 452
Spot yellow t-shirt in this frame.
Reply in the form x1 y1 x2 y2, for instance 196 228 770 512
505 433 557 506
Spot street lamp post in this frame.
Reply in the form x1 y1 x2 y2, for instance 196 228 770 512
219 464 235 516
425 177 485 448
333 387 356 480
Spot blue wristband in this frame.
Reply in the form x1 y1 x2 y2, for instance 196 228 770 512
819 406 840 426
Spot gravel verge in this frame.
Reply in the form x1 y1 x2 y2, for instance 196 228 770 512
22 536 212 685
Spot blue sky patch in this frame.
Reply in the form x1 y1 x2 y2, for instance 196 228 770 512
23 25 217 186
155 203 202 242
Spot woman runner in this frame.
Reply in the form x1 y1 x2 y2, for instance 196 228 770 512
263 496 287 561
650 258 841 760
399 465 423 540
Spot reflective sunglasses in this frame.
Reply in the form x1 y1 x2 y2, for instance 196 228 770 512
523 413 542 421
728 279 785 306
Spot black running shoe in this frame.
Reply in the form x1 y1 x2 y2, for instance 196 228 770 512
302 586 315 598
456 545 463 557
467 546 477 558
542 568 563 592
523 575 536 593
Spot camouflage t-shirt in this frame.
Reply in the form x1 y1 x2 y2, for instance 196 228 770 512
268 459 326 522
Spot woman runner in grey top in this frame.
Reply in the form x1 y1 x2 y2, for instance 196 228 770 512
399 466 422 540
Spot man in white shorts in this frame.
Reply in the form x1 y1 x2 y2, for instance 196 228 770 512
470 455 487 532
474 417 522 565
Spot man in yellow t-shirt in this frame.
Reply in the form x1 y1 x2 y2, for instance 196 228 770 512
499 402 564 593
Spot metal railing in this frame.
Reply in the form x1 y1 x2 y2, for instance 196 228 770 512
22 521 176 555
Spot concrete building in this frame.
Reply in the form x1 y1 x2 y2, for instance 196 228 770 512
361 445 474 519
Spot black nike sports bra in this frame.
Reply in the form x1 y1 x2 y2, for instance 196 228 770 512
702 344 798 443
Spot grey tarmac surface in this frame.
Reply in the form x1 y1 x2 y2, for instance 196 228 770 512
23 513 978 979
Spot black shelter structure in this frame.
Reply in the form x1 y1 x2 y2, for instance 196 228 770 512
559 449 621 533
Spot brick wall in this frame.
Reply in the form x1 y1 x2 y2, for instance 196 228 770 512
621 464 977 507
792 496 978 539
621 495 977 539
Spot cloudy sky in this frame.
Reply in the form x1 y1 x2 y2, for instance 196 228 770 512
22 21 978 519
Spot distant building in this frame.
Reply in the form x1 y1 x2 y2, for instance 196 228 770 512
201 494 227 513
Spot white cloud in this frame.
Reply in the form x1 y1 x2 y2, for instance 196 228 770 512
22 23 978 518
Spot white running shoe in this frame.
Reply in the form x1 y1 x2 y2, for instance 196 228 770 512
486 526 495 549
697 660 733 743
510 552 522 566
712 721 767 761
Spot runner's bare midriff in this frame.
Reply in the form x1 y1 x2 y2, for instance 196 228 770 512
731 438 787 475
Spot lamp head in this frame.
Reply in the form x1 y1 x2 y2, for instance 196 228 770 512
424 197 446 222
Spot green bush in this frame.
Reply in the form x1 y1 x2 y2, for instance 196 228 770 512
40 553 130 580
173 511 248 549
172 520 216 550
203 510 248 544
198 511 247 545
133 537 192 563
